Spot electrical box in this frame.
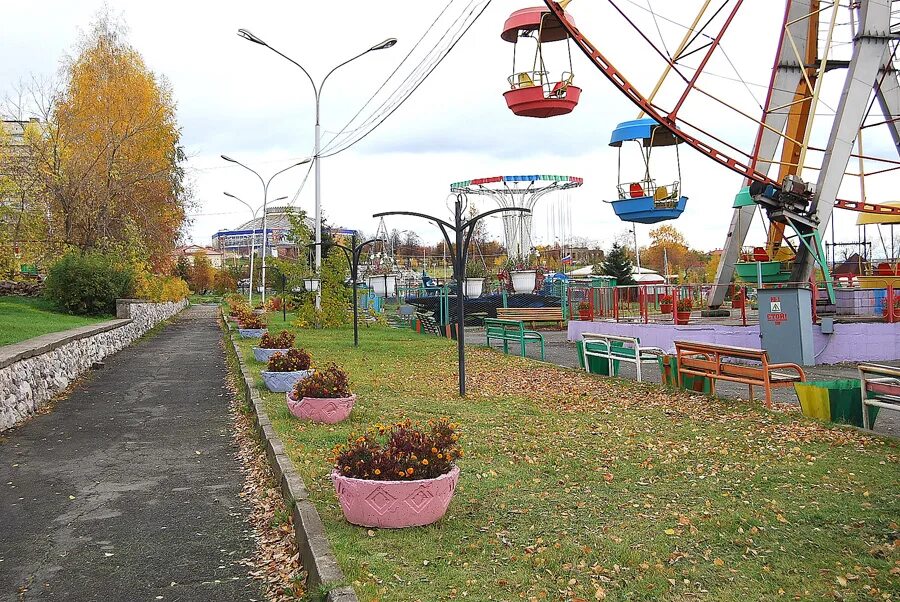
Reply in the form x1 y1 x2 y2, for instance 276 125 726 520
758 287 814 366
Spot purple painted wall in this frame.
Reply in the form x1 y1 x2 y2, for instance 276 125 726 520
568 320 899 365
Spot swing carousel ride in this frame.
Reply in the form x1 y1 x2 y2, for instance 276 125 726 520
500 0 900 307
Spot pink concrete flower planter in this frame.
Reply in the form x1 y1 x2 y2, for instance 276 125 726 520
286 391 355 424
331 465 460 528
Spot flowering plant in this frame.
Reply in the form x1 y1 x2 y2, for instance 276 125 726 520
660 294 673 304
676 297 694 312
229 303 251 318
266 348 312 372
259 330 295 349
882 296 900 319
332 418 462 481
577 301 591 311
239 314 266 329
294 363 350 398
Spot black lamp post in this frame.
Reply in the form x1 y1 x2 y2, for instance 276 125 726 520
307 233 378 347
374 195 529 396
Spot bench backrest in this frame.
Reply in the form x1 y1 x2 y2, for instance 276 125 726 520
674 340 770 365
582 333 641 347
484 318 526 336
497 308 563 320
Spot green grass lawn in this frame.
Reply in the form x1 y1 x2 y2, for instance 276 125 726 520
0 296 110 346
230 321 900 602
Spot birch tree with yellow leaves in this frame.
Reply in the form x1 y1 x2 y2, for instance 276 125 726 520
26 13 188 269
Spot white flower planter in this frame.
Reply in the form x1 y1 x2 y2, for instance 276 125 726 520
463 278 485 298
253 347 291 362
367 274 397 297
510 270 537 294
238 328 267 338
260 369 313 393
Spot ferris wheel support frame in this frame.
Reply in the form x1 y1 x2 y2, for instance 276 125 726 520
790 0 895 283
709 0 816 308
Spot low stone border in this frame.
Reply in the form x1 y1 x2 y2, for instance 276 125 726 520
1 298 188 431
222 309 358 602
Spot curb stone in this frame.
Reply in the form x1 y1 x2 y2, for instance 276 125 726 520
221 309 358 602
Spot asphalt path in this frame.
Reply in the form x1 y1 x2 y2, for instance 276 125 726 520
0 305 258 601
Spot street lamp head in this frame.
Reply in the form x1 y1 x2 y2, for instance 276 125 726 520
237 29 267 46
370 38 398 51
223 191 237 199
273 195 288 202
221 154 236 163
293 158 313 167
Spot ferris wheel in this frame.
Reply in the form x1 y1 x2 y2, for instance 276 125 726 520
506 0 900 306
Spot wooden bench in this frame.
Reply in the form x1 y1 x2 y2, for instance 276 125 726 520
484 318 544 359
674 340 806 407
580 333 664 382
414 312 442 336
496 307 564 328
858 363 900 430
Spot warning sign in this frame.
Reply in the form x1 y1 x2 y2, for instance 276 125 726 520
767 312 787 324
770 300 781 312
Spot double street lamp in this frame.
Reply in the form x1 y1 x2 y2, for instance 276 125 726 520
374 196 529 397
223 192 287 305
236 28 397 309
220 156 311 303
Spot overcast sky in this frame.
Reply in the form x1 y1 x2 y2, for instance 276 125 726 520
2 1 895 255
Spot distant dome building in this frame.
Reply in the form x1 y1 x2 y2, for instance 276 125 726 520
211 206 313 260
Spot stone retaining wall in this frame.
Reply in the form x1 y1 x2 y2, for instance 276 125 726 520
0 299 188 431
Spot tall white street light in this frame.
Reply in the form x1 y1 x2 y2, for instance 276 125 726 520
236 29 397 308
223 192 287 304
220 156 310 303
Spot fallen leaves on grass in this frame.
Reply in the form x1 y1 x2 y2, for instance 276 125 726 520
465 347 881 449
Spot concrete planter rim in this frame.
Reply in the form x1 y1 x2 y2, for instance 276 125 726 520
252 346 291 362
261 369 312 392
331 463 459 487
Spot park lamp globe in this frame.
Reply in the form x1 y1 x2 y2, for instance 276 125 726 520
370 38 398 51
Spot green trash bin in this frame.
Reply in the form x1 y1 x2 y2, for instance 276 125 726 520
793 380 880 427
576 340 623 376
657 355 712 394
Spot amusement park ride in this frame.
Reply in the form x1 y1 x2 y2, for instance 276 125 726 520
499 0 900 308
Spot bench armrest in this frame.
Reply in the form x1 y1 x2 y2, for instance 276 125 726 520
767 363 806 380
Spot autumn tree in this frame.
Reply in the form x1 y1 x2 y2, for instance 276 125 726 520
26 13 188 269
188 253 214 294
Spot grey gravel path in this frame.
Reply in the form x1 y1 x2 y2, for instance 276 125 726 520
0 305 259 601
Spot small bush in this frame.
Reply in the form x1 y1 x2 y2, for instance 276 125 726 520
259 330 295 349
332 418 462 481
44 251 135 315
135 273 189 302
239 314 266 329
224 292 245 306
266 348 312 372
294 363 351 398
677 297 694 312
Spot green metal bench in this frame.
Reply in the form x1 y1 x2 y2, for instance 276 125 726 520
484 318 544 359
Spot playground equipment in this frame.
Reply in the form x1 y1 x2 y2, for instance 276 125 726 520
527 0 900 309
501 6 580 118
607 118 687 224
450 175 583 259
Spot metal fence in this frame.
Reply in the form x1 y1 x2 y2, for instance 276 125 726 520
566 281 898 325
